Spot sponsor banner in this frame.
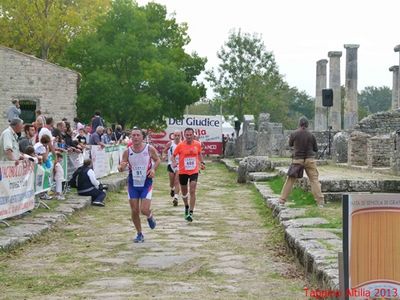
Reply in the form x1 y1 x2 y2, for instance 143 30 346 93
150 115 223 155
34 163 52 194
105 145 120 174
0 161 35 220
91 145 122 178
343 194 400 299
91 146 109 178
66 151 84 181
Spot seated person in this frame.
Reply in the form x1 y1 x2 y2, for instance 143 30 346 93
70 159 106 207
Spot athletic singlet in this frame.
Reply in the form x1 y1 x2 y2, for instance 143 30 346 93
128 144 152 187
173 140 202 175
167 142 179 166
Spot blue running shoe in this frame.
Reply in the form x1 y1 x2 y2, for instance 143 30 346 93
133 232 144 243
147 216 156 229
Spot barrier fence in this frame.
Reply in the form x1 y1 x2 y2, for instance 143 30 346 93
0 145 126 221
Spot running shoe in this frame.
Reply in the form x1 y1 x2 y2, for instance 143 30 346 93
92 201 105 207
147 215 156 229
185 213 193 222
170 189 174 197
133 232 144 243
173 197 178 206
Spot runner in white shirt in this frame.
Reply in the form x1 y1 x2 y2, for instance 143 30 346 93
162 130 181 206
118 128 160 243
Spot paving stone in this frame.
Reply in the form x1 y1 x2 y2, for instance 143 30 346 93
136 254 196 269
282 217 329 228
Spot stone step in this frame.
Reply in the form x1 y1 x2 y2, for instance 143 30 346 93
248 172 278 182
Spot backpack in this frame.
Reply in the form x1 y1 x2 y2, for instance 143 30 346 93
68 166 83 188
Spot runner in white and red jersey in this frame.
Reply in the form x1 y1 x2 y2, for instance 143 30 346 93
118 128 160 243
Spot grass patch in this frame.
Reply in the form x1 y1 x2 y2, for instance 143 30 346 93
266 176 316 207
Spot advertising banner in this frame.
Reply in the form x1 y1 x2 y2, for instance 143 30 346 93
0 161 35 220
106 145 120 174
150 115 223 155
91 146 109 178
343 194 400 299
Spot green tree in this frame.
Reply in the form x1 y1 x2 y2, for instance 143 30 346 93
207 30 282 121
0 0 110 60
358 86 392 115
64 0 206 128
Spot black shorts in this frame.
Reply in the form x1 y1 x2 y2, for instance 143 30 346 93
179 173 198 185
167 164 175 173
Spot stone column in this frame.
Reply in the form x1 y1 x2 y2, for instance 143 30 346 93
314 59 328 131
394 45 400 108
343 44 360 130
328 51 342 130
389 65 399 110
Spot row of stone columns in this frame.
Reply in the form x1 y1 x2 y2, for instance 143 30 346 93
314 45 359 131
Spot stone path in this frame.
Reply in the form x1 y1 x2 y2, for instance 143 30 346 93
0 162 309 299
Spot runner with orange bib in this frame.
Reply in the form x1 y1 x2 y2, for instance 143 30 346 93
171 127 205 222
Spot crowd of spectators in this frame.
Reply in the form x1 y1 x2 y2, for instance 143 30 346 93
0 101 131 202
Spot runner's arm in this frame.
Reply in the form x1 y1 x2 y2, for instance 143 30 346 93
162 141 171 161
118 149 129 172
171 143 180 168
148 145 160 178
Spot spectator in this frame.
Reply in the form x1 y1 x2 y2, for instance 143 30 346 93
0 118 25 162
101 127 114 144
34 134 51 165
91 110 105 134
34 134 53 200
74 159 106 206
113 125 123 143
76 128 87 147
39 117 56 156
84 125 92 142
19 124 36 153
73 117 85 132
53 153 65 200
89 126 105 147
22 145 38 162
7 100 21 123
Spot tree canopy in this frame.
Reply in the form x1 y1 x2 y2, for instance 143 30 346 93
0 0 111 60
64 0 206 128
358 86 392 119
207 30 314 129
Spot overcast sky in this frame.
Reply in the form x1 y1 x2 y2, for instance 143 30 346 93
137 0 400 98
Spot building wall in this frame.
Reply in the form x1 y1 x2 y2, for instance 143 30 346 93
0 46 79 129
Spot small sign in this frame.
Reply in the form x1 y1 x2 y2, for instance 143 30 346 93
343 194 400 299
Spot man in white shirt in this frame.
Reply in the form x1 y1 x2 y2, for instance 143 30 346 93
0 118 24 162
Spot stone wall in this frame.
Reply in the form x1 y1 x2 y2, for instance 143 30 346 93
0 46 79 128
354 110 400 135
348 131 371 165
367 135 393 167
391 133 400 175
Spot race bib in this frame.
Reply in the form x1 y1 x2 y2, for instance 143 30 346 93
132 166 146 187
184 157 196 171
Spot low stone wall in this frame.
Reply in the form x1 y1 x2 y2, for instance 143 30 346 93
237 156 273 183
348 131 370 166
391 133 400 175
367 135 393 167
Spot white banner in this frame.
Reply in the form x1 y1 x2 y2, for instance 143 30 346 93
0 161 35 220
91 145 123 178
